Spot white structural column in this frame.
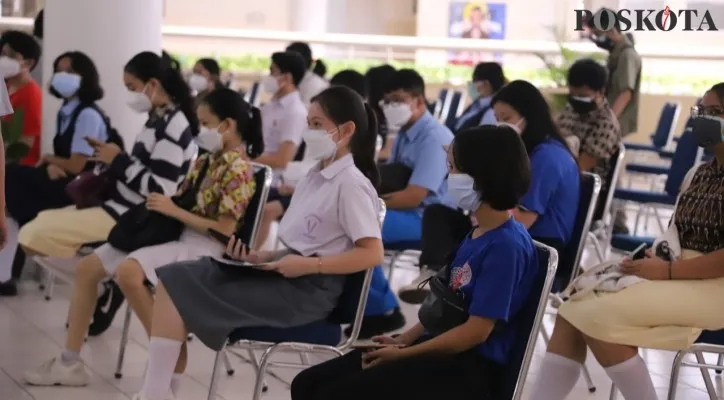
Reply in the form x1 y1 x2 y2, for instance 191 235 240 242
42 0 163 152
291 0 329 57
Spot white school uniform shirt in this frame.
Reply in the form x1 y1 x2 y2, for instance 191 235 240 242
0 83 13 116
278 154 381 257
260 90 307 184
298 71 329 106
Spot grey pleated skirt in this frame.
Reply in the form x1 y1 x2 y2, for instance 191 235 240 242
156 257 346 351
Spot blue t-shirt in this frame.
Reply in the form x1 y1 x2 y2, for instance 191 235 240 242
520 138 580 244
447 218 538 364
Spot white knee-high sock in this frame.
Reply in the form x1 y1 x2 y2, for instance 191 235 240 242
141 337 183 400
170 373 183 396
605 355 658 400
0 218 19 282
529 352 582 400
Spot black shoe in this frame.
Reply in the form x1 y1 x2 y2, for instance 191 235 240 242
87 281 126 337
0 279 17 296
345 308 406 340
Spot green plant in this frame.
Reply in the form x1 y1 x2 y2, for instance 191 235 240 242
2 108 29 163
534 26 606 88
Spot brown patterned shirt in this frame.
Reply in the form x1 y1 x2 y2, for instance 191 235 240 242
557 101 621 187
675 161 724 254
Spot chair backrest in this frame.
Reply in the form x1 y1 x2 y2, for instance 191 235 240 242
432 89 450 119
235 163 272 248
652 102 680 148
593 142 625 222
502 242 559 400
243 81 261 107
556 172 601 291
329 199 386 350
441 91 463 128
664 123 704 196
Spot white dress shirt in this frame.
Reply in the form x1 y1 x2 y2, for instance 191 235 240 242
297 71 329 106
260 90 308 183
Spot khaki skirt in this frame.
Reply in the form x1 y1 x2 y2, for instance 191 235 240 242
559 250 724 351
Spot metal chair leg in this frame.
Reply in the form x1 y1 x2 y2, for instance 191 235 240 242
582 365 597 393
246 349 268 393
694 351 718 399
386 252 401 282
300 351 311 365
666 350 687 400
540 325 550 344
589 233 605 263
43 271 55 301
114 305 132 379
716 354 723 375
222 350 235 376
609 383 617 400
252 346 278 400
206 349 223 400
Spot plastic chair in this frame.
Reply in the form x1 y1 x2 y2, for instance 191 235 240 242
613 129 703 236
625 117 694 179
113 163 273 379
624 102 680 154
588 143 626 262
499 241 559 400
542 172 601 393
443 91 465 131
205 200 387 400
384 240 422 281
432 89 449 120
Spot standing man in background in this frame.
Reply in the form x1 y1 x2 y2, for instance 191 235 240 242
587 8 641 234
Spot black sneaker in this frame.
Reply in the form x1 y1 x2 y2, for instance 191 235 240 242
344 307 406 340
0 279 17 296
87 281 126 337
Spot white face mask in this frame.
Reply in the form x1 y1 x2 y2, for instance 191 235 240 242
382 102 413 129
0 56 21 79
498 119 524 135
262 74 280 94
196 126 224 153
188 73 209 92
301 128 338 161
126 90 152 113
447 173 481 211
51 72 82 98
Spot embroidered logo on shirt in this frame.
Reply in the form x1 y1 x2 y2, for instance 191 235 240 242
303 214 322 239
450 263 473 290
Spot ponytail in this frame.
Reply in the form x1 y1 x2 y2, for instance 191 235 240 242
245 107 264 158
160 67 199 137
357 103 381 191
312 59 327 78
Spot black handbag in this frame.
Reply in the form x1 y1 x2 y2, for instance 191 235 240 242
378 162 412 195
417 266 469 336
107 159 210 252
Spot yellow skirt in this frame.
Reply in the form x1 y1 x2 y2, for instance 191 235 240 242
19 206 116 258
559 251 724 351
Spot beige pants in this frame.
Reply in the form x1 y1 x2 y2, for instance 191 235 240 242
19 206 116 258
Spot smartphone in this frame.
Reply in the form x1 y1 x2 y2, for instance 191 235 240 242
208 228 232 245
351 343 404 350
629 243 648 261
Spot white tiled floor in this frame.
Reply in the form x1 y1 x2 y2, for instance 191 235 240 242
1 203 721 399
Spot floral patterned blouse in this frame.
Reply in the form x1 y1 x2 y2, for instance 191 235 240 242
179 147 256 223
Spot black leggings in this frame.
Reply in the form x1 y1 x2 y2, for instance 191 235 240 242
419 204 472 271
291 348 499 400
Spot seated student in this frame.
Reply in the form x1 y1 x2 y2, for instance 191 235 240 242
358 69 454 337
0 30 42 166
291 125 537 400
123 86 382 400
453 62 505 132
558 58 621 212
529 83 724 400
330 69 366 98
188 57 222 102
254 51 307 249
400 80 580 304
23 88 262 388
365 64 397 161
18 51 198 263
0 51 107 296
286 41 329 106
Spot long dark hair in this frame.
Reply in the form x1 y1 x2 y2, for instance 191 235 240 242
124 51 199 136
196 57 223 88
492 80 571 155
312 86 380 190
50 51 104 102
201 88 264 158
365 64 396 142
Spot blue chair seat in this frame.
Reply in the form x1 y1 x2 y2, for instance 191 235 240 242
697 329 724 344
626 163 670 175
614 188 678 205
385 240 422 251
229 320 342 346
610 234 655 252
624 142 662 152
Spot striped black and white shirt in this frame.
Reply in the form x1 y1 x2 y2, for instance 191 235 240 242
102 106 196 219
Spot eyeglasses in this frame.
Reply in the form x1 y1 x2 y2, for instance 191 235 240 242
691 105 724 118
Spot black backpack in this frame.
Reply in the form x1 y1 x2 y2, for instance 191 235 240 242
66 103 125 150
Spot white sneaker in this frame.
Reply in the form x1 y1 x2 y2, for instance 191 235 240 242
23 357 89 386
398 268 436 305
132 392 176 400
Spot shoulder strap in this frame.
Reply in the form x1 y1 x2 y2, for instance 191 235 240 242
191 158 211 194
64 102 93 137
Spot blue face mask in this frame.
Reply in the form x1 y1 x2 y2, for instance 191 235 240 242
51 72 82 98
467 81 479 101
447 173 480 211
